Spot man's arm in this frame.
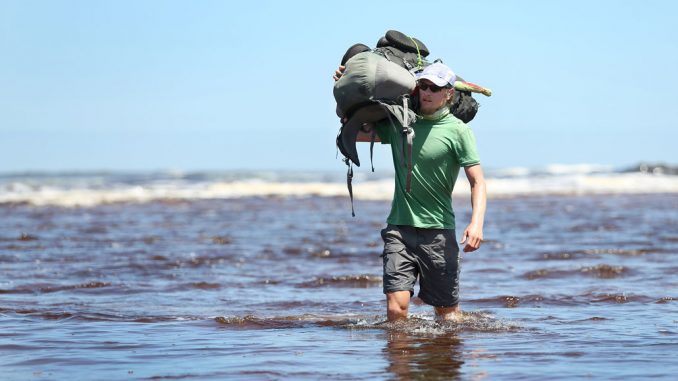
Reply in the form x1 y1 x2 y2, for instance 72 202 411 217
460 164 487 252
355 123 382 143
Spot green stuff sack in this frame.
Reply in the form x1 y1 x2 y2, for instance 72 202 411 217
333 51 417 166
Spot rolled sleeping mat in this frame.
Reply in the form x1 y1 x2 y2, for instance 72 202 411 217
453 80 492 96
384 30 430 57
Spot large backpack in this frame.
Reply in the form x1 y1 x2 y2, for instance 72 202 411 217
334 51 418 167
334 30 432 171
333 50 419 216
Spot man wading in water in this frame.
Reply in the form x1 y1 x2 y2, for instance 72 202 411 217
334 62 487 321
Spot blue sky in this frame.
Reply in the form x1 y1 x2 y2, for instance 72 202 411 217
1 0 676 172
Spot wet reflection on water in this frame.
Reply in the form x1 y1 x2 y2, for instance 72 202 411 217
384 331 464 381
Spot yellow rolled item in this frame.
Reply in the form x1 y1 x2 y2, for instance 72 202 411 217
453 81 492 97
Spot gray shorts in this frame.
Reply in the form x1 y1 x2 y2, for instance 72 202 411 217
381 224 461 307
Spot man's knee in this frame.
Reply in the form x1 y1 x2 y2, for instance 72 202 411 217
386 291 410 320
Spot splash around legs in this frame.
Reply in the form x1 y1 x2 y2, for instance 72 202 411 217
387 291 462 322
434 304 462 321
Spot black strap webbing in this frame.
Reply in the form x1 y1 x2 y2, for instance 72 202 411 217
344 158 355 217
369 127 376 172
401 96 412 192
381 98 414 193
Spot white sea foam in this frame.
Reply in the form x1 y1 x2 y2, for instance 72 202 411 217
1 171 677 207
541 163 613 176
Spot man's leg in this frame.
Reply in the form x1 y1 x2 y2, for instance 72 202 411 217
381 225 417 322
434 304 461 321
416 228 462 320
386 291 411 321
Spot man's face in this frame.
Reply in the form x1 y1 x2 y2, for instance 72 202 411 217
417 79 453 115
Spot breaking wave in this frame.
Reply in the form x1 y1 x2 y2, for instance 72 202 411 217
1 166 677 207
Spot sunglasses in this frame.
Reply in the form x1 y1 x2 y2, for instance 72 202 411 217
417 81 448 93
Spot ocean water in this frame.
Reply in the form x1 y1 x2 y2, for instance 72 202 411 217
1 168 677 380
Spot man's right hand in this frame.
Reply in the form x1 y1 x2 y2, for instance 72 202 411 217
333 65 346 81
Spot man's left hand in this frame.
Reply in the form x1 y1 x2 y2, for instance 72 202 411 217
460 222 483 252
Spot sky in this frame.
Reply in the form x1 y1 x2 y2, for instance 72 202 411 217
1 0 676 173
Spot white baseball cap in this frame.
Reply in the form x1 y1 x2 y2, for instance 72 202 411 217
416 62 456 87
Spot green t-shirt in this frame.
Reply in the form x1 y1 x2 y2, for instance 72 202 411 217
376 113 480 229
